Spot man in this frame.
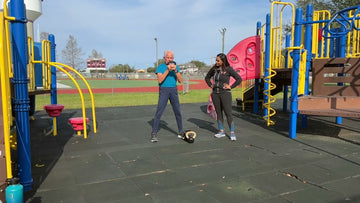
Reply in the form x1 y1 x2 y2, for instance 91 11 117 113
151 50 184 142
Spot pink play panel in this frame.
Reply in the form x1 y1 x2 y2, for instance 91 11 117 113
227 35 261 84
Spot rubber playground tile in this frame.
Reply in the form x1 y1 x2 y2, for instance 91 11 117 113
199 178 271 202
283 185 346 202
323 175 360 202
171 159 270 186
148 185 230 203
35 162 76 191
311 157 360 180
27 185 86 203
157 146 242 169
296 136 360 155
253 148 334 169
56 151 127 185
128 170 190 194
277 158 360 186
242 171 312 197
253 196 297 203
25 103 360 202
80 179 149 203
106 148 168 177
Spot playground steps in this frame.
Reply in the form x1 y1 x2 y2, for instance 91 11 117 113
298 58 360 118
298 96 360 117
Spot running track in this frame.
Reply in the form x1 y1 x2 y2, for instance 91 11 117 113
57 79 209 94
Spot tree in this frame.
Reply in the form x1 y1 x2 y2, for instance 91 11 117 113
295 0 360 13
89 49 103 58
154 59 165 68
109 64 135 73
61 35 85 71
147 67 156 73
295 0 332 12
330 0 360 12
189 60 207 68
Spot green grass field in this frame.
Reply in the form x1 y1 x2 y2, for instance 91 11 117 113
35 89 212 110
35 79 216 110
58 79 159 89
57 79 195 89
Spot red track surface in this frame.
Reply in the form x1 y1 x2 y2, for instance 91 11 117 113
57 79 209 94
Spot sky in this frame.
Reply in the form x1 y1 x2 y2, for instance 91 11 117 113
34 0 296 70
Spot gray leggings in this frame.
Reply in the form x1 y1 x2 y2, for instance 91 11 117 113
211 91 233 128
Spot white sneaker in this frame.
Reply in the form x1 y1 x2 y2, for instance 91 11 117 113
230 133 237 141
214 131 226 138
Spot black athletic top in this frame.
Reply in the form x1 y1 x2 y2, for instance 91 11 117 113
205 66 242 93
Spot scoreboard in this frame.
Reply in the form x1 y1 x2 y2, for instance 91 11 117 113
87 58 106 70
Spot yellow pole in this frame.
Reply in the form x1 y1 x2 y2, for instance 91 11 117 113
53 117 57 136
49 64 88 138
51 62 97 134
0 12 12 178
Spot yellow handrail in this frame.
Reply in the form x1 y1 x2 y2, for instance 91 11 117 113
270 1 295 69
42 40 52 89
3 0 14 78
263 1 295 126
347 10 360 58
0 10 12 178
312 10 331 59
51 62 98 135
28 37 36 91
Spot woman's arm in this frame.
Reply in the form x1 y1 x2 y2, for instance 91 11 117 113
229 67 242 89
205 68 215 88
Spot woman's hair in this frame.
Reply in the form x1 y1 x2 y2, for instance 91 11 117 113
212 53 229 72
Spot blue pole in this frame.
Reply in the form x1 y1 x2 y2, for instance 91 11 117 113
304 4 313 96
10 0 33 190
253 21 262 114
300 4 314 129
329 35 334 57
289 8 303 139
263 14 271 117
335 13 347 125
49 34 57 104
283 34 290 112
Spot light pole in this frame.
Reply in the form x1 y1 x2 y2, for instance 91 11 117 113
154 37 158 68
219 28 226 53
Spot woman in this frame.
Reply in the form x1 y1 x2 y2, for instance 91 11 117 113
205 53 242 141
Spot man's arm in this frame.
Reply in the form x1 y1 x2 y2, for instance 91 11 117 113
157 69 170 84
175 71 183 83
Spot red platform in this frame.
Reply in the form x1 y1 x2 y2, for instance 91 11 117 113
68 117 89 131
44 104 65 117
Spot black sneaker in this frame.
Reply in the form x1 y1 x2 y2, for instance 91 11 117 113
177 132 185 140
151 133 158 142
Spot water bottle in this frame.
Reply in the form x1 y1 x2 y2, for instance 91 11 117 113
5 178 23 203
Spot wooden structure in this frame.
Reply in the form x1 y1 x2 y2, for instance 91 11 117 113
298 58 360 117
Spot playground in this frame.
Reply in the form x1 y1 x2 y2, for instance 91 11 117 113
24 102 360 202
1 0 360 202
